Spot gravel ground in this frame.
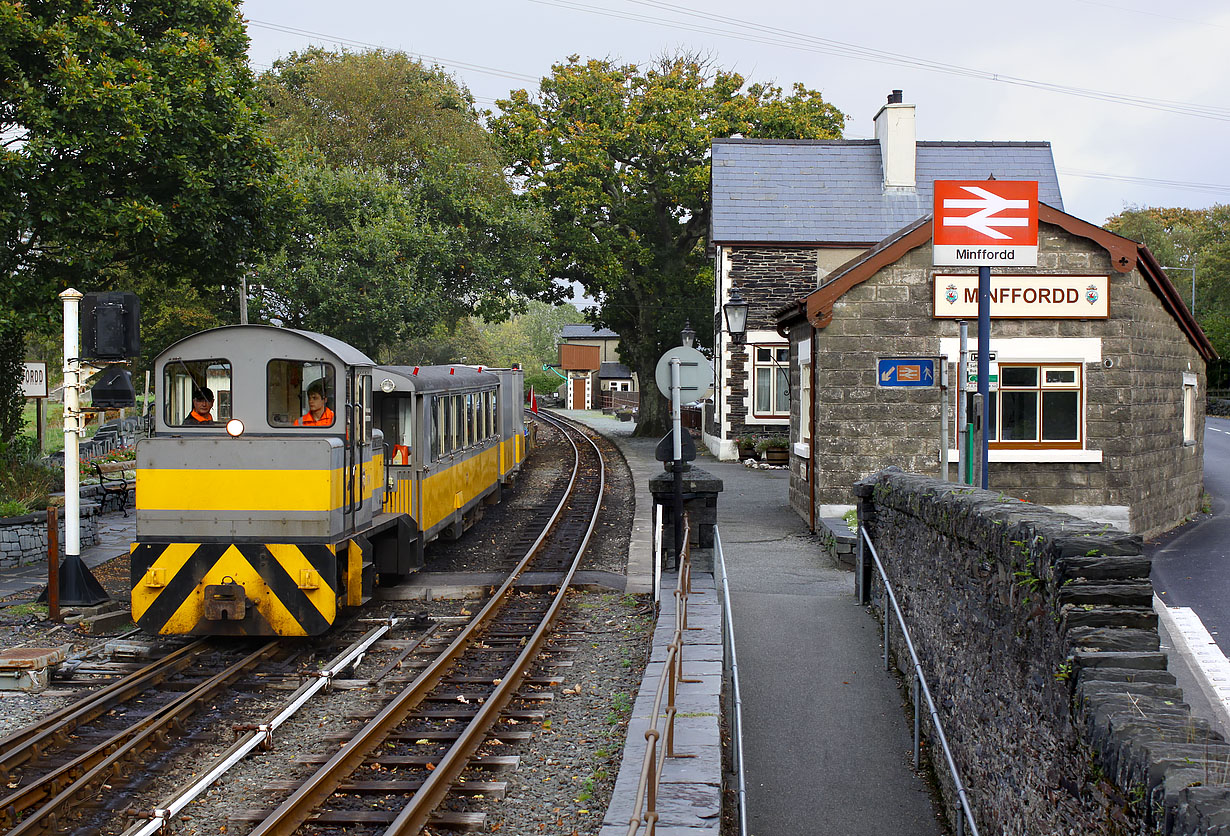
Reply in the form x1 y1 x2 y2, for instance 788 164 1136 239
0 416 648 835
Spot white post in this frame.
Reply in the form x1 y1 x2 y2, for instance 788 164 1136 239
60 288 83 557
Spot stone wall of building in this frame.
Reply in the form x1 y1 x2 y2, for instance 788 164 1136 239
856 468 1230 836
729 247 819 331
719 248 820 445
808 224 1206 536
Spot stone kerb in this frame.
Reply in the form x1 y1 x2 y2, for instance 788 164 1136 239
853 468 1230 835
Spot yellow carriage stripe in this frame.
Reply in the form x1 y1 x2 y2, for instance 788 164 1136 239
136 468 337 511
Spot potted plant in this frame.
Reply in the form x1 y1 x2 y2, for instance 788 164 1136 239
755 435 790 465
735 435 759 460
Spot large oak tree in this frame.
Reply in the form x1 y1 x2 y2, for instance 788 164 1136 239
254 49 557 356
492 54 844 436
0 0 286 442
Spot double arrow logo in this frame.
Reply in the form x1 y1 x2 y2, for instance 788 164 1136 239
941 185 1030 240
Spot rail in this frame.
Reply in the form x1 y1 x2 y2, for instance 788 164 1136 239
715 525 748 836
625 519 697 836
857 525 981 836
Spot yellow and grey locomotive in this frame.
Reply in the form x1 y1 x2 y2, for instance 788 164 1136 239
130 325 525 636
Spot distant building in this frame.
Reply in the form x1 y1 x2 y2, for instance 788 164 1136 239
706 90 1063 461
556 324 637 409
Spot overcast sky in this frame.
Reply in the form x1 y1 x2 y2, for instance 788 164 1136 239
241 0 1230 227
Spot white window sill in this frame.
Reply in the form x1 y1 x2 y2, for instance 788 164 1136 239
793 442 810 458
946 448 1103 463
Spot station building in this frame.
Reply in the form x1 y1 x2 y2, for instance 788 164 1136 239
774 207 1215 538
705 91 1062 458
707 90 1215 537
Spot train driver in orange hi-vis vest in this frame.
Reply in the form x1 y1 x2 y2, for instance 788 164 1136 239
183 387 215 425
296 380 335 427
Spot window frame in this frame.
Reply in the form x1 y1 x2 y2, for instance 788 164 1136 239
163 358 232 428
751 343 791 419
986 362 1084 450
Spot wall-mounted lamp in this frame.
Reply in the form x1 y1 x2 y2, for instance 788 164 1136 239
723 283 749 345
681 320 696 349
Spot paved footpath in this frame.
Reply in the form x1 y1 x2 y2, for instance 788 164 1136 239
562 410 944 836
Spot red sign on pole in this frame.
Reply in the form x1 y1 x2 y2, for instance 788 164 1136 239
933 180 1038 267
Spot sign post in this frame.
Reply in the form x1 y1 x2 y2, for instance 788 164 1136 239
934 180 1038 489
654 346 713 569
22 362 48 453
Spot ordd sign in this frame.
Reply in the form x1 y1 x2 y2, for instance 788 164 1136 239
22 362 48 398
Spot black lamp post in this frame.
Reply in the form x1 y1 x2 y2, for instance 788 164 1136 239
681 320 695 349
723 283 749 344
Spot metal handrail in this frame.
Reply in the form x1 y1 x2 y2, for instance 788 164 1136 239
626 519 695 836
714 525 748 836
858 525 981 836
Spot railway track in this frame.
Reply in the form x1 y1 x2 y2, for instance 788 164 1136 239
92 410 612 835
0 639 285 835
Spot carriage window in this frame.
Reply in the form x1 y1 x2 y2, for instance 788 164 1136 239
441 396 453 454
387 397 414 465
454 396 464 449
164 360 231 427
267 360 336 428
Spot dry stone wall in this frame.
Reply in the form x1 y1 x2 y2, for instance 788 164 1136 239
855 467 1230 835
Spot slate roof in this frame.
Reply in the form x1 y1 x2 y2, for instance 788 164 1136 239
711 139 1064 245
561 324 620 339
599 361 632 379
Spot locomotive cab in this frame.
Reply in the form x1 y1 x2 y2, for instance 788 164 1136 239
131 326 383 636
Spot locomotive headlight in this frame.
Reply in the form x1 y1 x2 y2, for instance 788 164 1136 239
226 418 245 438
380 378 395 393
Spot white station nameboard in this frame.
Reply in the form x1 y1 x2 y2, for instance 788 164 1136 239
22 362 48 398
933 275 1109 319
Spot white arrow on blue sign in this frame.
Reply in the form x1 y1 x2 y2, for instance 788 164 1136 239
877 358 938 388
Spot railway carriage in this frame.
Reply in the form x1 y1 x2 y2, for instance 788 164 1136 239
130 325 525 637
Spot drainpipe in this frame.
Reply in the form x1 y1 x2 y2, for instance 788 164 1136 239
809 327 817 533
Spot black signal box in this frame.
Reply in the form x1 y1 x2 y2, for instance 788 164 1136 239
91 367 137 408
81 292 140 360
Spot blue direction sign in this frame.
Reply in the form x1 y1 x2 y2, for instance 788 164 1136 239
877 357 937 388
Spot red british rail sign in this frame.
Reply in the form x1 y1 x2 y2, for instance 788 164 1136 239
933 180 1038 267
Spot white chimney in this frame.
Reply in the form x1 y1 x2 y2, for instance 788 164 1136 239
874 89 916 190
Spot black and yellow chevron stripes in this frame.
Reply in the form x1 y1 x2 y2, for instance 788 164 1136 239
130 542 338 637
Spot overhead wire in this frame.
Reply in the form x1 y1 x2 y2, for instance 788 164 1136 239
245 8 1230 202
529 0 1230 121
247 19 540 84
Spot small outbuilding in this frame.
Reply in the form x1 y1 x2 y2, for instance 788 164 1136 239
775 205 1216 538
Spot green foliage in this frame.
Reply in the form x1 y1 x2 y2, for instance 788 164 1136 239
1 0 289 440
253 153 441 356
256 48 557 355
755 434 789 451
492 53 844 436
0 324 23 444
1 0 287 324
1105 204 1230 358
0 437 59 513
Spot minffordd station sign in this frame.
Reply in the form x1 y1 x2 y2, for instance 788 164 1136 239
933 274 1109 318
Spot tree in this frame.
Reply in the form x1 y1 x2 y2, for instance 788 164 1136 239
257 49 558 345
0 0 287 442
253 153 445 358
1106 205 1230 361
492 54 845 436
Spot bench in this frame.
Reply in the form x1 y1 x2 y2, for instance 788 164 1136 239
91 462 129 517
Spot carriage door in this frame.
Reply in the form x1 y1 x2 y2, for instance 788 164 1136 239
344 369 372 532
